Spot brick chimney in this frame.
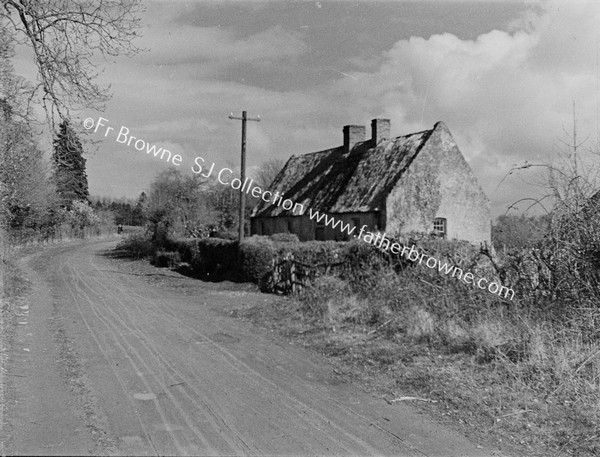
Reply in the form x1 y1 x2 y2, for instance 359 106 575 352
371 118 391 145
343 125 366 154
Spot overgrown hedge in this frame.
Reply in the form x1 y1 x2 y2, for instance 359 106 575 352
121 230 499 295
180 235 386 286
190 237 238 281
239 236 274 283
167 238 198 263
152 250 181 268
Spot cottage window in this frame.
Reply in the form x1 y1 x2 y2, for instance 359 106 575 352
433 217 447 238
259 221 265 235
287 220 293 233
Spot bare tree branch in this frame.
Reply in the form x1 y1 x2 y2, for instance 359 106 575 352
2 0 144 121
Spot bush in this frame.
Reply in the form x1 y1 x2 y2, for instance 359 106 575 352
299 275 352 318
116 231 154 258
190 237 238 280
152 250 181 268
167 238 198 263
270 232 299 243
239 236 274 283
341 239 388 289
211 229 237 240
273 240 345 265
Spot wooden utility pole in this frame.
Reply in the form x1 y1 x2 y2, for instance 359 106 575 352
573 100 578 176
229 110 260 243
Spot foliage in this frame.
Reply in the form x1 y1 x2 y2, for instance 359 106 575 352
492 214 550 251
239 236 275 283
147 168 217 238
298 275 352 318
286 265 600 456
254 158 287 189
270 232 299 243
2 0 144 117
91 194 147 226
1 121 54 231
116 229 154 259
62 200 99 227
497 122 600 307
0 29 54 233
167 238 198 264
152 250 181 268
190 238 238 280
0 4 129 245
144 167 260 240
0 24 34 121
52 120 89 207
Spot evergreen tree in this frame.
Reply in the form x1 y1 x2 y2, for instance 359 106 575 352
132 192 148 226
52 120 89 208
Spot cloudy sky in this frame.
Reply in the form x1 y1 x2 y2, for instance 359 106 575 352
15 0 600 218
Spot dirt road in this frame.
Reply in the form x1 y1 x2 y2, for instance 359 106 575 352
2 240 505 456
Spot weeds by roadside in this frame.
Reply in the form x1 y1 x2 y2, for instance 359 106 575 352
237 266 600 457
115 229 153 259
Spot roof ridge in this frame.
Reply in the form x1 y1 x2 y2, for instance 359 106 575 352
299 146 342 156
393 127 433 140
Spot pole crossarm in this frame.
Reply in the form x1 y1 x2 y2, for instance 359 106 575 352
229 113 261 122
229 110 261 243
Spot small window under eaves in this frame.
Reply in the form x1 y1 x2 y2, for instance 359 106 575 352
433 217 447 238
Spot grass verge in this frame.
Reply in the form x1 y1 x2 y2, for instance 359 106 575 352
234 272 600 457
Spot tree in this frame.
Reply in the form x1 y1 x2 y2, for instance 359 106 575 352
1 122 53 230
0 22 32 121
52 119 89 207
0 28 54 233
254 158 287 189
492 214 550 251
501 110 600 303
2 0 144 118
147 169 216 238
131 191 147 226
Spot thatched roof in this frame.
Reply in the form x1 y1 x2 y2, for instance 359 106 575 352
252 122 447 218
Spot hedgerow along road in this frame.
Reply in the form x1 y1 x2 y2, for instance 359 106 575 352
3 239 506 456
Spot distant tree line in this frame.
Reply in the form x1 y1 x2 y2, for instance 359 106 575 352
91 194 148 227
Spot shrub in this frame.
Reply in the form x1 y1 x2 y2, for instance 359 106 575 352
270 232 299 243
299 275 353 318
341 239 388 289
116 231 154 258
167 238 198 263
211 229 237 240
239 236 274 283
152 250 181 268
273 240 345 265
190 237 238 280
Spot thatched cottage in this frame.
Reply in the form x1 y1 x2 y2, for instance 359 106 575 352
250 119 491 244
